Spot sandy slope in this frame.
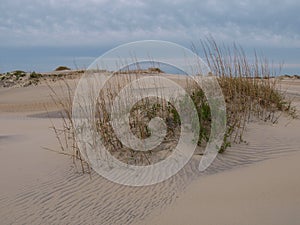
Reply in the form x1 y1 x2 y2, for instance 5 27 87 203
146 80 300 225
0 78 299 225
148 151 300 225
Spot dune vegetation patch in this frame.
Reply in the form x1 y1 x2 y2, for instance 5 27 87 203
47 39 296 174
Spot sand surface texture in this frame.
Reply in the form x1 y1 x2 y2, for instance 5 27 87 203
0 78 299 225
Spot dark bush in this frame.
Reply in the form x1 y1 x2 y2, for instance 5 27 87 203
55 66 71 71
30 71 42 79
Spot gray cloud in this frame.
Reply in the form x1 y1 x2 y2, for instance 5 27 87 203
0 0 300 48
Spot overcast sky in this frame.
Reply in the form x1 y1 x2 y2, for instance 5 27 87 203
0 0 299 73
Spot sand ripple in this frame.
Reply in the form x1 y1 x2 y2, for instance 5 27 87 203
0 80 299 225
0 117 299 225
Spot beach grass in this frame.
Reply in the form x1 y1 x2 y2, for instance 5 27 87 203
48 38 296 172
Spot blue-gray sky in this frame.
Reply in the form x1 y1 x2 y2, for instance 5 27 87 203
0 0 299 74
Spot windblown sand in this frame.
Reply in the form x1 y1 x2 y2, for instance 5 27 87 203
0 78 299 225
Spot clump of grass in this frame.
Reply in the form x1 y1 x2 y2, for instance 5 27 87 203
92 73 182 166
46 80 91 174
48 38 295 173
197 38 295 150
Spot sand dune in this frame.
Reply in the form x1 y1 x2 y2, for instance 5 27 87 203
0 79 299 225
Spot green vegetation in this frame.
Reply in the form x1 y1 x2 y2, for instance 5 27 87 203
55 66 71 71
29 71 42 79
12 70 26 79
5 70 26 80
0 71 27 87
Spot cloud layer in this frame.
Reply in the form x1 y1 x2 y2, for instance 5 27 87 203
1 0 300 48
